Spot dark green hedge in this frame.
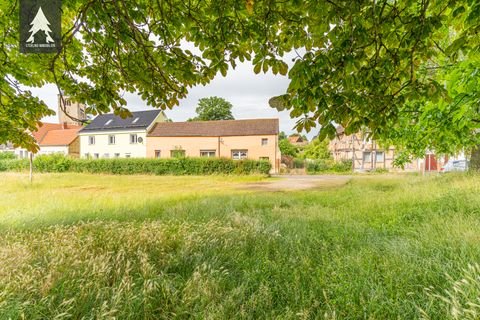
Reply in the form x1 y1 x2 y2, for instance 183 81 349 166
0 154 271 175
0 159 29 172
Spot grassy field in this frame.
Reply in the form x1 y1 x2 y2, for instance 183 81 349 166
1 172 480 319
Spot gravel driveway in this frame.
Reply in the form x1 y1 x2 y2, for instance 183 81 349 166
242 174 352 191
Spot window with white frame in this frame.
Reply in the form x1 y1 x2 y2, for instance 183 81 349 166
154 150 161 158
376 151 384 162
103 153 109 158
125 153 131 158
261 138 268 146
232 150 248 160
88 136 95 145
84 153 89 158
200 150 216 157
94 153 99 159
114 153 120 158
108 135 115 144
130 134 138 144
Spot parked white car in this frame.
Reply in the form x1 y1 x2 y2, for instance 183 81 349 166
440 159 469 172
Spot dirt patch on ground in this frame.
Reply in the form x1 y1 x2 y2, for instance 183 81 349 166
241 175 351 191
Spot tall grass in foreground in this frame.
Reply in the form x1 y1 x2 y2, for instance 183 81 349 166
420 264 480 320
0 219 283 319
1 172 480 318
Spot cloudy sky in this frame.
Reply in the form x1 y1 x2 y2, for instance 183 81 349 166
29 59 318 139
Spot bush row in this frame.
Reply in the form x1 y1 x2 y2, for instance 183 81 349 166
0 152 16 160
306 159 352 173
0 154 271 175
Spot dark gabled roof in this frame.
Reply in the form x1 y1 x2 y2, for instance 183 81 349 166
79 110 161 133
148 119 279 137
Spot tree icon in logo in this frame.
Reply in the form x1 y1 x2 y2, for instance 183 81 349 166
26 7 54 44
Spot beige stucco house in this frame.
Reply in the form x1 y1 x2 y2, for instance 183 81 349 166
147 119 281 173
79 110 167 159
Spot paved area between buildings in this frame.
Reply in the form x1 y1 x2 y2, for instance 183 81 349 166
242 174 352 191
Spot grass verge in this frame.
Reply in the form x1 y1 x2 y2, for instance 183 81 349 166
1 172 480 319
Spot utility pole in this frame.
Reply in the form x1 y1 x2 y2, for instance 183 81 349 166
351 135 355 171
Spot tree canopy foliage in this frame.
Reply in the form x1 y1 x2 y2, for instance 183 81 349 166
380 54 480 162
299 139 332 160
189 96 234 121
278 138 298 158
1 0 479 157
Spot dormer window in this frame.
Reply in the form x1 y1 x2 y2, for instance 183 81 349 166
105 119 113 126
132 117 139 124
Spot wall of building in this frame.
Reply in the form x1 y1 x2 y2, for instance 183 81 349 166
146 135 280 173
13 148 25 159
329 133 421 171
68 137 80 158
79 131 147 158
38 146 70 155
58 95 87 126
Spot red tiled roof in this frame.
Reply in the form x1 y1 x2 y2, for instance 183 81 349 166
40 128 81 146
32 123 60 142
288 135 303 143
32 122 83 146
148 119 279 137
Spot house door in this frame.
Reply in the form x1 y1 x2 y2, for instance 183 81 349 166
425 154 437 171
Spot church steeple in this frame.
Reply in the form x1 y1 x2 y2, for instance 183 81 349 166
57 95 87 126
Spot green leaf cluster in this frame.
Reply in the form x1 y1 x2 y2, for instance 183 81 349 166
299 139 332 160
279 139 298 157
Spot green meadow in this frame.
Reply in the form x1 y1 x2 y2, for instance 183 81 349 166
1 172 480 319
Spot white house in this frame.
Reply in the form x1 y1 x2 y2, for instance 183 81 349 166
78 110 167 159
